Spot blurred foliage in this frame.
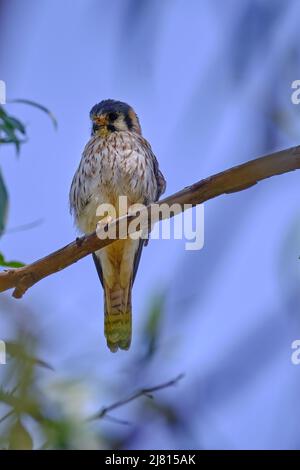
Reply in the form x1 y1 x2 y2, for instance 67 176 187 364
8 99 57 130
0 253 24 268
0 106 26 154
0 288 185 449
140 291 166 361
0 330 48 449
0 168 7 236
0 100 56 154
0 99 56 266
0 326 103 450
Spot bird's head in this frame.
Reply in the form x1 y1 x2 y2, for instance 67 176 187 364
90 99 141 137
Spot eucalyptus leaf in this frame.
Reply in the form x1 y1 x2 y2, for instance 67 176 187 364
5 341 53 370
1 115 26 134
9 99 57 129
0 169 8 236
8 419 33 450
0 252 24 268
142 291 166 360
0 106 26 154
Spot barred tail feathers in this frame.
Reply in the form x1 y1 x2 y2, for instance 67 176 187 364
93 238 142 352
104 281 132 352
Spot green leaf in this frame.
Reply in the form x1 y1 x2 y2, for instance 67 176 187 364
8 419 33 450
0 388 42 422
0 127 23 154
0 106 26 154
0 169 8 236
0 108 26 134
5 341 53 370
142 291 166 360
1 115 26 135
0 252 24 268
9 99 58 129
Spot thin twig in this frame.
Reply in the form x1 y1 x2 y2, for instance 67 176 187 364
0 409 14 424
4 218 43 234
103 414 132 426
89 373 184 421
0 144 300 298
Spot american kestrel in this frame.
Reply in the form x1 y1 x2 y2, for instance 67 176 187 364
69 100 166 352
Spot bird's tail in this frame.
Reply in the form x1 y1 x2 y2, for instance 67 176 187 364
104 281 132 352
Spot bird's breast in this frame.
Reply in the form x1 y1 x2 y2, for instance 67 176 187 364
72 132 157 233
92 134 154 202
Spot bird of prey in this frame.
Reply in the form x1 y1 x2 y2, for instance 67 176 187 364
69 100 166 352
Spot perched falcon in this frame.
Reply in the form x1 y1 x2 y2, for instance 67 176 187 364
69 100 166 352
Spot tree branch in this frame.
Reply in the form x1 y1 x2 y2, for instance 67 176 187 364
89 373 184 421
1 144 300 298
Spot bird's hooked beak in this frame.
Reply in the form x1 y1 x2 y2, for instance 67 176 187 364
92 115 110 137
93 115 108 127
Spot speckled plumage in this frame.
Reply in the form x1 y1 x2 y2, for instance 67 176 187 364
69 100 166 352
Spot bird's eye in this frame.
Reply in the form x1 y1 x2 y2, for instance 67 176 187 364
108 112 118 121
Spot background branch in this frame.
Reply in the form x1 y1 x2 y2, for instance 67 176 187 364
89 373 184 422
1 144 300 298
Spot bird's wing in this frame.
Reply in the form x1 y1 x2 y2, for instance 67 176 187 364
139 136 166 202
69 137 98 220
152 153 167 201
132 239 145 284
92 252 103 287
131 137 167 284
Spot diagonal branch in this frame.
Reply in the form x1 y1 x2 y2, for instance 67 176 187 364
89 373 184 421
1 144 300 298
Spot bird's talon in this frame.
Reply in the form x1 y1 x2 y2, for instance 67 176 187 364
76 237 83 247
